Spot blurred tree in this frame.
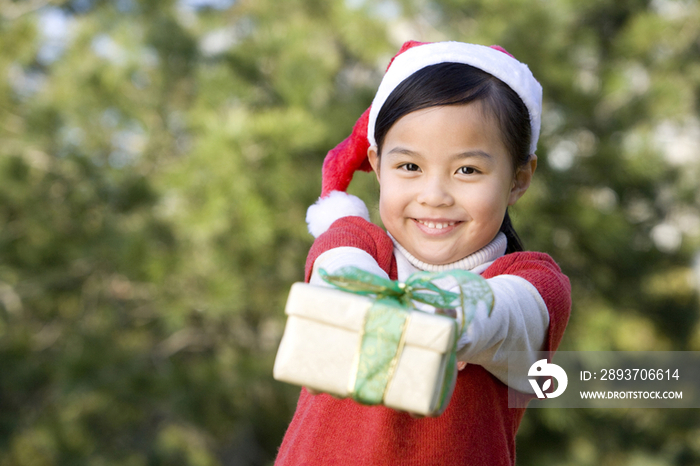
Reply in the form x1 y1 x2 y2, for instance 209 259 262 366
0 0 699 465
0 0 390 464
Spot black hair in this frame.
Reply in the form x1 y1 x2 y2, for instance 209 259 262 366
374 62 532 254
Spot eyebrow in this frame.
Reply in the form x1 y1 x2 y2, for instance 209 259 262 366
385 147 493 161
385 147 420 158
455 150 493 161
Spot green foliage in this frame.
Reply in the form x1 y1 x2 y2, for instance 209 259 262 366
0 0 699 465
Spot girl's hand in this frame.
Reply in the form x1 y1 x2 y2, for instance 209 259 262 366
435 308 458 319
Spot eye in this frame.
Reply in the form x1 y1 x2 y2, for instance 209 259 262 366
400 163 421 172
457 166 478 175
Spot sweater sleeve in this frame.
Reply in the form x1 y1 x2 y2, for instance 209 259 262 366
481 251 571 354
452 252 570 392
304 216 397 283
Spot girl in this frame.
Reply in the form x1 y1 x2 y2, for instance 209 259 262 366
276 41 571 466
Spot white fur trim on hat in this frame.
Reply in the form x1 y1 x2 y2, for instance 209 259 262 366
306 191 370 238
367 42 542 154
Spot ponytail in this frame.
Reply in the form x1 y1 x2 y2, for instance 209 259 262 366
500 210 524 254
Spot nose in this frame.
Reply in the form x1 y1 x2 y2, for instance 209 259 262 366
416 175 454 207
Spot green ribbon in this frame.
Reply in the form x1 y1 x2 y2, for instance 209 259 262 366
351 299 409 405
319 266 494 410
318 266 494 332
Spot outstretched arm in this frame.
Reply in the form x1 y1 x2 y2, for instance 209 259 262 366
304 216 397 283
456 252 571 392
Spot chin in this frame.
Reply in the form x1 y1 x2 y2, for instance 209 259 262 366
418 252 460 266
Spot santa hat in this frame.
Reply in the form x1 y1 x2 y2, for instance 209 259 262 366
306 40 542 238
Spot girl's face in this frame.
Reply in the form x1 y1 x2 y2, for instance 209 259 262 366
368 103 535 265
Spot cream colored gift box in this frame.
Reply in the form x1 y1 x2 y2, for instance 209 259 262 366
273 282 458 416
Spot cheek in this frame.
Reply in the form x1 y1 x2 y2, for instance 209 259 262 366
377 177 411 223
379 185 402 216
466 183 511 220
377 180 396 220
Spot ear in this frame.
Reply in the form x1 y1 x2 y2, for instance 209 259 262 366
367 145 381 181
508 154 537 206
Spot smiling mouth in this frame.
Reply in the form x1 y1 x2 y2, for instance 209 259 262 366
414 219 461 231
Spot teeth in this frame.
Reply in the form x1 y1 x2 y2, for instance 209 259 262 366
418 220 456 229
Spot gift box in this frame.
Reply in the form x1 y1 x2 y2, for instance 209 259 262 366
273 281 459 417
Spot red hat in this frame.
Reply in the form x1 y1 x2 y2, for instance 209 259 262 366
307 41 542 237
320 40 427 198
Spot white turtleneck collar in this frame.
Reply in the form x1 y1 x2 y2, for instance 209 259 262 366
391 232 508 281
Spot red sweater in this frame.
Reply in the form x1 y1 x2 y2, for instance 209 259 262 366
276 217 571 465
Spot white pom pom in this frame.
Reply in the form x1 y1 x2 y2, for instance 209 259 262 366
306 191 370 237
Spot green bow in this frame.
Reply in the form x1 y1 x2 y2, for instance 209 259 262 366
318 266 494 331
